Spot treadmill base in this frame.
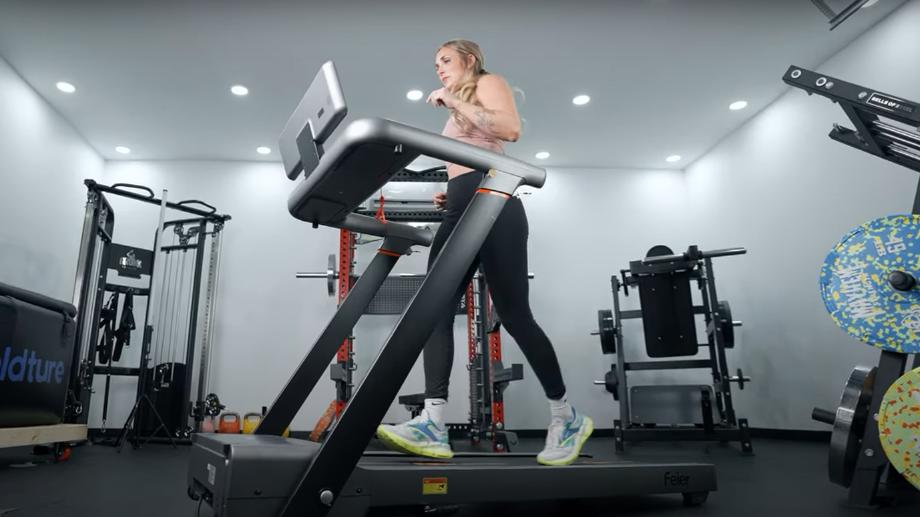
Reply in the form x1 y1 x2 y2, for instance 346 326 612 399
189 434 717 517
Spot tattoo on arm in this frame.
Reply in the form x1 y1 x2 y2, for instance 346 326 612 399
474 108 497 131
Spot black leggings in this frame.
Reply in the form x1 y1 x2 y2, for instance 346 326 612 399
423 170 566 401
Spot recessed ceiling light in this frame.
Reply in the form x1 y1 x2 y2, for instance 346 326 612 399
729 100 749 111
115 146 131 154
231 85 249 96
56 81 76 93
535 151 551 160
572 94 591 106
666 155 682 163
406 89 424 101
256 146 271 155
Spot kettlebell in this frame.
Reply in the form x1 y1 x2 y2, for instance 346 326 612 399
200 416 217 433
242 413 262 434
218 412 241 434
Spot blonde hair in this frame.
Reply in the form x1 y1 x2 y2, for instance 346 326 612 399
438 40 489 129
439 39 488 102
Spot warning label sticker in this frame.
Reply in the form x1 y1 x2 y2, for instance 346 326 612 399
422 477 448 495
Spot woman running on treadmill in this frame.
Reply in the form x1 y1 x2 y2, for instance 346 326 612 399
376 40 593 466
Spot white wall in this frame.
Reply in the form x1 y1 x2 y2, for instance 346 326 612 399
97 162 692 431
0 57 103 300
684 0 920 430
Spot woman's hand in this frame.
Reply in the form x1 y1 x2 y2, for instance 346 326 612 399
427 88 460 109
433 191 447 210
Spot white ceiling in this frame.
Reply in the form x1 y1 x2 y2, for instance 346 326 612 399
0 0 908 170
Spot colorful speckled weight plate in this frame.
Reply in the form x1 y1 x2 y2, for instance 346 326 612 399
819 215 920 353
878 367 920 491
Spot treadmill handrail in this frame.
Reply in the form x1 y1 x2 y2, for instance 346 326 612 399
292 117 545 210
342 117 546 188
287 117 543 241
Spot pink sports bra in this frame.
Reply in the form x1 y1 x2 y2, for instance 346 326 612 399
442 114 505 171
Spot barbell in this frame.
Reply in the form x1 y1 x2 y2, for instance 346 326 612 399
295 254 339 296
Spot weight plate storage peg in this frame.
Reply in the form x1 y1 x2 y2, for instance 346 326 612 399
819 214 920 354
877 367 920 491
729 368 749 390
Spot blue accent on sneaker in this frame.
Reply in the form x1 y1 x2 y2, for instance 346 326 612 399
408 420 442 442
560 414 582 446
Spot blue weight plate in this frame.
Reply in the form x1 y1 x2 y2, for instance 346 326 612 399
819 214 920 353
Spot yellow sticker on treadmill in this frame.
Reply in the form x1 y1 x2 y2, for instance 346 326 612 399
423 477 448 495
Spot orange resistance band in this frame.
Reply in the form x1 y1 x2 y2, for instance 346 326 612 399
476 188 511 199
375 193 387 222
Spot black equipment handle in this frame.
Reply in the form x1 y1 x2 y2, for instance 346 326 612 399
177 200 217 214
642 246 747 265
111 183 155 199
812 407 836 425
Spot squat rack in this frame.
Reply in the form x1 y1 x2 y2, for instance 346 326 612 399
296 167 523 452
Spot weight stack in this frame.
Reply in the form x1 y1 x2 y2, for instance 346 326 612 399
0 282 77 427
139 362 188 436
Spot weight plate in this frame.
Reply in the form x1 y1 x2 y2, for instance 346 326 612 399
718 300 734 348
604 369 619 401
878 367 920 491
327 253 336 297
829 365 875 487
598 309 616 354
820 215 920 353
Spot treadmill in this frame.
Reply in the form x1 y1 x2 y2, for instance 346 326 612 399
187 61 717 517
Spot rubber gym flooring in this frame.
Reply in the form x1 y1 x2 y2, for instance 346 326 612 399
0 435 917 517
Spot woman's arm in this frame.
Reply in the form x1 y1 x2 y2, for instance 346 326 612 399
450 75 521 142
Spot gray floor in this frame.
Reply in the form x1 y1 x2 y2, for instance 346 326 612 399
0 436 917 517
